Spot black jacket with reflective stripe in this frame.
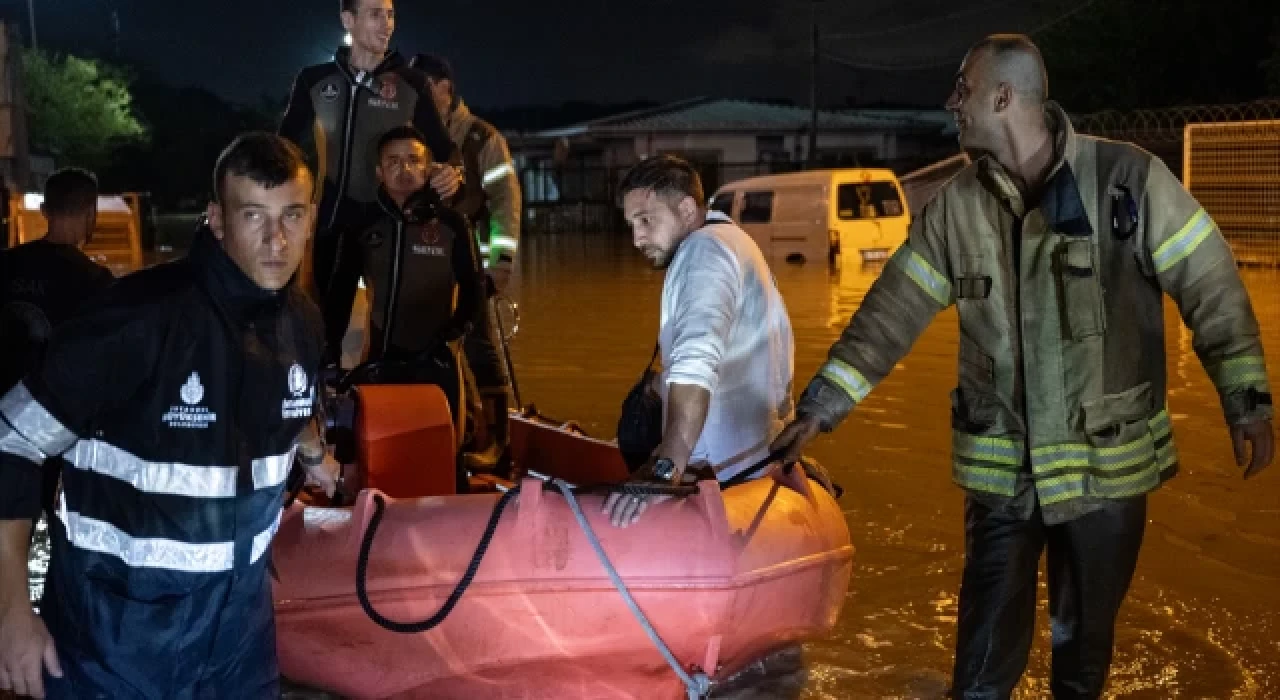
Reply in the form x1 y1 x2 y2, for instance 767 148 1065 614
279 48 457 235
0 229 322 694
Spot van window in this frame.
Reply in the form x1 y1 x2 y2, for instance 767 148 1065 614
837 182 904 219
709 192 735 217
740 191 774 223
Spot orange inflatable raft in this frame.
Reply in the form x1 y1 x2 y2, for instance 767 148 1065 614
271 385 853 699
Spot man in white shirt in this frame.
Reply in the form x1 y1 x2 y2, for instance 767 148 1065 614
605 155 796 527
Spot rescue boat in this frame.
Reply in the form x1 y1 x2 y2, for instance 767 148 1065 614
271 383 853 699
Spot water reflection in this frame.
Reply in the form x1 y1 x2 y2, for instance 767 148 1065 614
29 235 1280 698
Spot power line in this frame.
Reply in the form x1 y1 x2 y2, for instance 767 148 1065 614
823 50 960 73
823 0 1019 42
822 0 1103 73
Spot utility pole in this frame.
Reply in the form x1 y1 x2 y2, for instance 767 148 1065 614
26 0 36 50
808 0 819 169
111 9 121 58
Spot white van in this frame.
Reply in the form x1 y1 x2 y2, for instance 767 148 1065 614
709 168 910 264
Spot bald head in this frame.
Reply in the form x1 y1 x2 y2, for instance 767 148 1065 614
946 33 1054 157
967 34 1048 105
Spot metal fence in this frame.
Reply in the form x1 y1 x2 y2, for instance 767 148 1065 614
1073 99 1280 183
1072 100 1280 265
1183 119 1280 266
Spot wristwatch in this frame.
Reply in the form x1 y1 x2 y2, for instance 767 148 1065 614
652 457 678 483
297 449 325 468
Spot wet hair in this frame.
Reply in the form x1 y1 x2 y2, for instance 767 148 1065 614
212 132 311 204
969 34 1048 103
412 53 456 101
412 53 454 84
42 168 98 216
617 155 705 208
377 125 429 159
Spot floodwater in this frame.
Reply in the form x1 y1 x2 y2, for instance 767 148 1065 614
27 232 1280 699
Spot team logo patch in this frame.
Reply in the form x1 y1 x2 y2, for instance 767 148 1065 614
379 78 397 100
288 364 309 397
164 372 217 429
180 372 204 405
421 221 441 245
282 365 315 420
410 222 446 256
320 83 340 101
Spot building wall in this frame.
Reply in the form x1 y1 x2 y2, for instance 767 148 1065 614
574 130 908 166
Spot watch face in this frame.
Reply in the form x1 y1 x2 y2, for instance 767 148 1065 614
653 458 676 480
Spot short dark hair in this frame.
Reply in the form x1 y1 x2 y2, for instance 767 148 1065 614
377 125 429 159
617 155 705 207
212 132 312 204
42 168 98 217
412 53 454 83
970 33 1048 102
340 0 359 13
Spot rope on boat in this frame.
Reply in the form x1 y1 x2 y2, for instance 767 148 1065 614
552 478 713 700
355 488 517 634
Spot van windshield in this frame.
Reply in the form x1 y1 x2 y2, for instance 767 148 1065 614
837 182 904 220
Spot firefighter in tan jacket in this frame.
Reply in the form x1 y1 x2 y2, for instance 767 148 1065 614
412 53 523 466
773 35 1274 699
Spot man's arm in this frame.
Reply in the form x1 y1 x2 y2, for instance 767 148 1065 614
1140 157 1273 475
0 298 144 696
0 295 153 521
478 131 522 286
605 234 739 526
0 519 61 699
278 70 317 153
774 202 953 461
448 212 486 338
409 76 457 166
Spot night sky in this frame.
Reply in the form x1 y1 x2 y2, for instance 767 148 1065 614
9 0 1082 112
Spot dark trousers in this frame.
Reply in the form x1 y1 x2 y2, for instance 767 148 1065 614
312 225 366 364
462 294 510 394
951 495 1146 700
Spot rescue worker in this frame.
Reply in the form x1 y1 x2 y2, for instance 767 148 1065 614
771 35 1275 699
603 156 796 527
279 0 462 371
411 53 523 465
0 133 337 699
0 168 113 393
356 125 485 430
0 168 114 542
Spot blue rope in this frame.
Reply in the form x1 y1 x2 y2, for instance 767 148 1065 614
553 479 713 700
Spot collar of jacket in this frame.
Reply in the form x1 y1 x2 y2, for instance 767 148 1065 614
445 99 473 133
376 186 441 223
189 226 287 325
334 47 405 84
977 101 1091 233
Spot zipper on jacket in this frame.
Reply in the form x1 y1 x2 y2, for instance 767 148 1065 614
328 76 363 231
382 219 404 354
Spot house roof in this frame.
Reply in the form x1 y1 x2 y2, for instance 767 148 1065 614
533 97 956 138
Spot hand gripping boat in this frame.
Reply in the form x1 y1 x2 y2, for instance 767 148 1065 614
271 384 854 699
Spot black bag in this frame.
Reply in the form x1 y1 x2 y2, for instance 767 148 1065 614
616 343 663 472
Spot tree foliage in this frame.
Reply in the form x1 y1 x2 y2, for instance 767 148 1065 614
21 50 147 172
